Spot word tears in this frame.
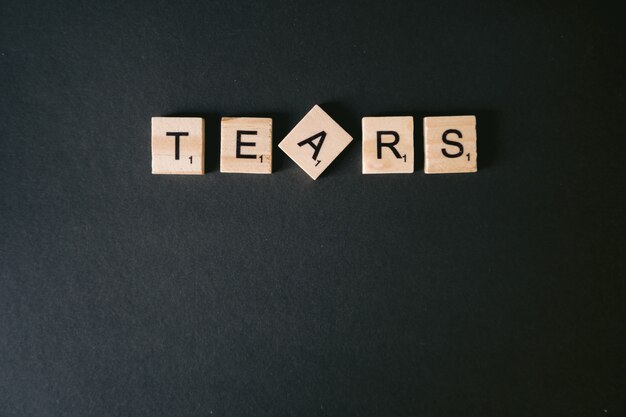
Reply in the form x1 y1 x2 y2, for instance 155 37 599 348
151 105 477 179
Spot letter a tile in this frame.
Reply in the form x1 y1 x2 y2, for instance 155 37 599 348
152 117 204 174
278 105 353 180
423 115 477 174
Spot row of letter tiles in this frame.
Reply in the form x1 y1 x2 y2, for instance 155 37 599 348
151 106 477 178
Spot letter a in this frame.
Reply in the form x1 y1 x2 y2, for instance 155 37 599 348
297 131 326 161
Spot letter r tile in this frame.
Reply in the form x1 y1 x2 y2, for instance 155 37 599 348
278 105 353 180
151 117 204 175
362 116 414 174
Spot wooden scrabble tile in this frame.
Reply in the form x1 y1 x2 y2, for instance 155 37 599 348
362 116 414 174
151 117 204 175
424 116 477 174
220 117 272 174
278 105 353 180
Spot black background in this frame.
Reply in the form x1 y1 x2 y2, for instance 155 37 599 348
1 1 625 416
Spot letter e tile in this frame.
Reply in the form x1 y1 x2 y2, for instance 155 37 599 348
220 117 272 174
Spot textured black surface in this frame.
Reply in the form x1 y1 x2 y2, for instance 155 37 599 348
1 1 625 416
